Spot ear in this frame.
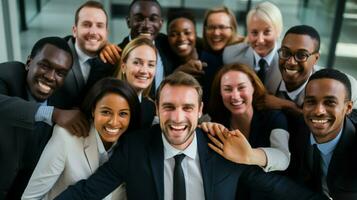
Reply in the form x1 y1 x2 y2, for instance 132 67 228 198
155 101 159 116
198 101 203 119
126 17 131 28
25 56 32 70
72 25 77 38
345 100 353 115
314 52 320 63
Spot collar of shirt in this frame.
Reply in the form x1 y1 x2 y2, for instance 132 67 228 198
279 79 307 102
253 43 277 71
75 42 92 66
94 125 117 163
129 34 156 45
162 132 197 160
137 92 142 103
26 87 47 105
310 128 343 155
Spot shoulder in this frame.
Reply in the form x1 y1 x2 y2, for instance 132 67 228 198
223 43 251 64
51 125 85 146
0 61 26 77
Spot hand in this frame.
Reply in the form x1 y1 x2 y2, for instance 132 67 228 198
207 129 255 165
175 59 207 78
200 122 228 136
99 43 122 65
255 94 285 110
52 108 89 137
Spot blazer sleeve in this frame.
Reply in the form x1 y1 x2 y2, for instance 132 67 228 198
241 165 329 200
54 136 128 200
22 125 68 200
0 93 39 129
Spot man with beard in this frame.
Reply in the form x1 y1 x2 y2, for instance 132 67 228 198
100 0 175 94
0 37 73 199
289 69 357 200
50 1 115 110
55 72 328 200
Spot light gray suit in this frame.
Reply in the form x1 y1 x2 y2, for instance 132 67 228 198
223 42 282 94
22 125 126 200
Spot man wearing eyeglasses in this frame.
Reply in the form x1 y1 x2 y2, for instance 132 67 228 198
256 25 357 115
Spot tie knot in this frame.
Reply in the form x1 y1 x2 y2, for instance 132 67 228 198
87 57 96 66
174 154 185 165
259 59 267 69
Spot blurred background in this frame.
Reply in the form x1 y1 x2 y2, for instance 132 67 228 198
0 0 356 77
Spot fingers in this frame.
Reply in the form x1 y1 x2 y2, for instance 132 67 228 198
208 143 224 157
215 127 227 143
99 51 108 63
207 134 223 149
101 44 121 65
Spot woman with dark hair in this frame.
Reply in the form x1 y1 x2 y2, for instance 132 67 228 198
22 78 140 200
115 37 157 127
167 9 222 108
207 63 290 172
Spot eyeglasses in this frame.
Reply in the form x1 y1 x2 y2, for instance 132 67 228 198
205 25 232 32
278 48 318 62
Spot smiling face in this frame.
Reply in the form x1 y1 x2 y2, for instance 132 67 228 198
204 12 233 52
220 70 254 116
247 15 278 57
122 45 157 93
279 33 319 91
127 1 163 41
168 17 196 61
157 85 202 150
26 44 72 102
72 7 108 57
93 93 131 146
303 78 352 143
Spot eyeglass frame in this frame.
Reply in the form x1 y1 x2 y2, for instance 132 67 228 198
205 24 232 32
277 47 319 62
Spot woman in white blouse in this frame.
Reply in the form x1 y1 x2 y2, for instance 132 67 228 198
22 78 141 200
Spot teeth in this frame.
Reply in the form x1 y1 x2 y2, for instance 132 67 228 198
170 125 186 130
285 69 298 76
38 81 51 93
231 101 243 106
136 76 148 80
211 38 222 42
140 33 151 37
105 127 119 134
311 119 328 124
177 44 189 50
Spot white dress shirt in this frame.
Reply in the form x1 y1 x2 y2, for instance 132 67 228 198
162 133 205 200
253 44 277 72
75 42 93 82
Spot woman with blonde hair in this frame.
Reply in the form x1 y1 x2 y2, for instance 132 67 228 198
223 1 283 94
115 37 157 127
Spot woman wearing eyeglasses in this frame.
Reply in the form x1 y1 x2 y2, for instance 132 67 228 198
223 1 283 94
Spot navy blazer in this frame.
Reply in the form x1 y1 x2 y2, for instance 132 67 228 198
56 125 327 200
288 118 357 200
0 61 53 199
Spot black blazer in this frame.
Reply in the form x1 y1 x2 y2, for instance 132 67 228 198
56 125 327 200
288 118 357 200
0 61 52 199
140 97 155 128
49 36 115 109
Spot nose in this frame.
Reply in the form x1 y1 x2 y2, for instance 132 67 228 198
108 114 119 126
257 33 264 43
231 89 240 99
171 109 185 123
313 103 326 116
287 55 298 65
178 32 186 41
44 69 55 81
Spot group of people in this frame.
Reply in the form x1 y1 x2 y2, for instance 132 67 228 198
0 0 356 200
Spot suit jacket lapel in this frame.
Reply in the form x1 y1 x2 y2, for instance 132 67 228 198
148 126 165 200
67 38 85 91
83 125 100 173
196 129 214 200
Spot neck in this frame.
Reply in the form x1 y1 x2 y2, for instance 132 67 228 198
103 141 113 151
230 108 253 138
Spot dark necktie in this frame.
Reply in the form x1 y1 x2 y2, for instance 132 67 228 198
258 59 268 83
312 144 322 192
174 154 186 200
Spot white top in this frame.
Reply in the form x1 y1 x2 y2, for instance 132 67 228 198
21 124 126 200
253 44 277 72
260 129 290 172
75 42 92 82
278 78 308 105
162 133 205 200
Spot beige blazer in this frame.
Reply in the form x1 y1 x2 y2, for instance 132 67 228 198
223 42 282 94
22 125 126 200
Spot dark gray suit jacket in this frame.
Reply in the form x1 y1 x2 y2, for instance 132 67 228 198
223 42 281 94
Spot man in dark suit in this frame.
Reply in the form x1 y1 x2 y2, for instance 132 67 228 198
56 72 327 200
50 1 115 109
100 0 175 95
0 37 73 199
288 69 357 200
